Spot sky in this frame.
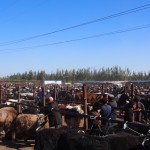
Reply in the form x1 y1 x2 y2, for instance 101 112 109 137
0 0 150 77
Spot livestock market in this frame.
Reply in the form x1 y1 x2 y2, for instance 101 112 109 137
1 0 150 149
0 80 150 150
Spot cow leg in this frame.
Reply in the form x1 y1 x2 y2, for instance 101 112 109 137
0 126 5 135
11 130 17 143
24 138 29 145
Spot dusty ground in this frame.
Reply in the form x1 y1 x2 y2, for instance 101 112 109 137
0 135 34 150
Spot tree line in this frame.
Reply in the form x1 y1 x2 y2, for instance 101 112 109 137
2 66 150 82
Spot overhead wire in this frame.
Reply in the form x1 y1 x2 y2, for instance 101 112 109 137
0 23 150 53
0 3 150 46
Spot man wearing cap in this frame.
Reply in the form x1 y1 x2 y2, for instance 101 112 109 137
45 96 62 128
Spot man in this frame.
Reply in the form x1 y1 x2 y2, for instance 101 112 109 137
124 100 136 122
100 94 112 126
134 95 145 122
108 94 117 122
45 96 62 128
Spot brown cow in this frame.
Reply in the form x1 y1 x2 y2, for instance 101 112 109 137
0 107 17 135
75 91 101 104
12 113 49 142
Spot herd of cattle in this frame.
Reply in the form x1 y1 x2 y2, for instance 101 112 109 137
0 82 150 150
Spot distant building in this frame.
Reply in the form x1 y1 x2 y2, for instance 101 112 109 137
43 80 62 85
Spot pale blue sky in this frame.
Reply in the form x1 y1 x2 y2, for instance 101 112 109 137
0 0 150 77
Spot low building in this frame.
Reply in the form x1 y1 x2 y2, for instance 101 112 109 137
43 80 62 85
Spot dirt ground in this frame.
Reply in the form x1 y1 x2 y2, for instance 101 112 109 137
0 135 34 150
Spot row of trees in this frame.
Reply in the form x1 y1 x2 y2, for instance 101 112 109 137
2 66 150 82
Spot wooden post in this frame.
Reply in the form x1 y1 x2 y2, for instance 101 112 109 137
83 84 88 130
124 82 127 94
102 84 104 94
105 82 108 93
54 84 57 101
17 84 21 114
131 83 134 100
42 86 46 114
0 84 2 104
33 84 36 101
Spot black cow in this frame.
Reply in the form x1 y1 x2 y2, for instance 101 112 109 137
57 132 145 150
34 127 78 150
34 126 149 150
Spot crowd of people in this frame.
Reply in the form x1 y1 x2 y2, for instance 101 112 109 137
124 95 145 122
36 88 147 131
4 83 146 130
87 92 147 134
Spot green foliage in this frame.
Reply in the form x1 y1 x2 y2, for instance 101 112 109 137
3 66 150 82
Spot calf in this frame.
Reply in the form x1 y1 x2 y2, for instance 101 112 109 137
12 113 49 142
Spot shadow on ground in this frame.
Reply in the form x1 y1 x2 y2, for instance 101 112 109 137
0 135 35 150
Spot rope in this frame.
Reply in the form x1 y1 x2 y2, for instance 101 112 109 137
142 137 150 146
123 122 144 136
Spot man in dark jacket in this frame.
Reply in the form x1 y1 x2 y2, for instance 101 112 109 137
134 95 145 122
45 96 62 128
124 101 136 122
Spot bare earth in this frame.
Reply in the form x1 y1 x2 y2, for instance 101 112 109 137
0 136 34 150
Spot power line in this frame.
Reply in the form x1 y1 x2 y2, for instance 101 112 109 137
1 23 150 53
0 3 150 46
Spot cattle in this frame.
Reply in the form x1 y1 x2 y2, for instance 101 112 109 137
0 107 18 135
34 127 70 150
21 100 40 114
58 90 74 102
6 99 40 114
34 126 150 150
57 131 145 150
34 127 86 150
11 113 49 142
75 91 100 104
64 104 84 128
